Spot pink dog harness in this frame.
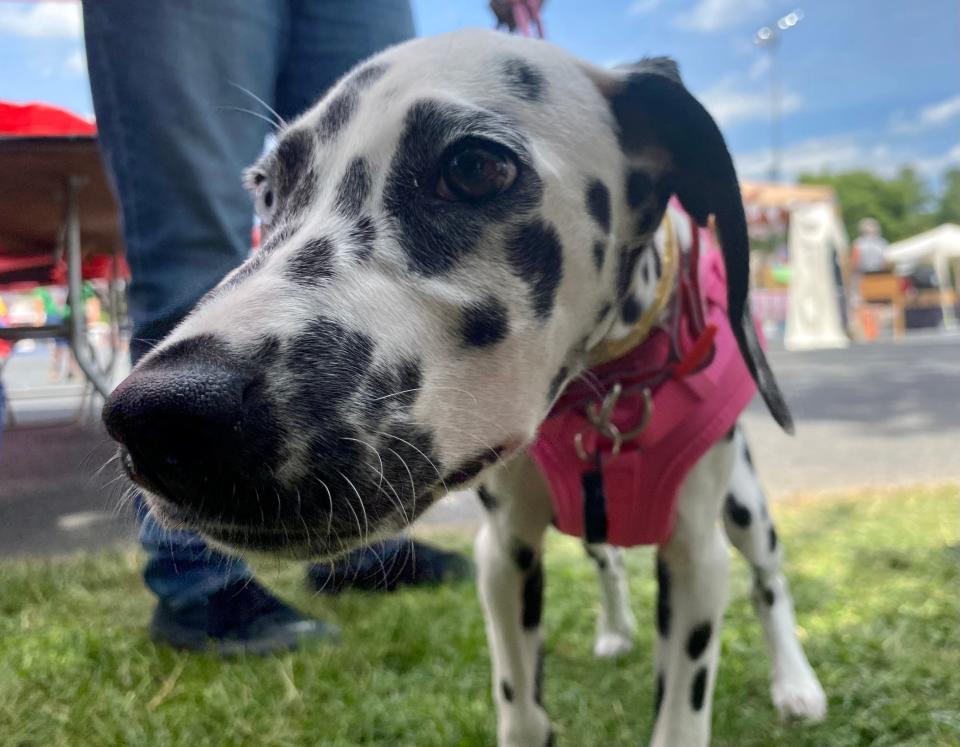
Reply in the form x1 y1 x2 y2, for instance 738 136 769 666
528 212 758 547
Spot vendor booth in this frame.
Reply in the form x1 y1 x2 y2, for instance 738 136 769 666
884 223 960 330
0 102 127 402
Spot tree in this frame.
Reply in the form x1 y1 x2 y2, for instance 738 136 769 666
798 168 938 242
936 169 960 224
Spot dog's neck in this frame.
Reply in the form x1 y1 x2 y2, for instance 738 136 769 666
586 202 692 361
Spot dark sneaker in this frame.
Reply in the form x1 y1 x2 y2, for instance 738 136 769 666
149 579 339 656
307 538 473 594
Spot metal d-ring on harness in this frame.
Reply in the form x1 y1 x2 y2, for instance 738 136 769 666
573 383 653 462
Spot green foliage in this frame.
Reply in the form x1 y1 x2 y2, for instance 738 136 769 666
1 485 958 746
798 168 945 242
936 169 960 224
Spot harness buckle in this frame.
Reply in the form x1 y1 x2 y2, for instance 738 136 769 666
574 384 654 462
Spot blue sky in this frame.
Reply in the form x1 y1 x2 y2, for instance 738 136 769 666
1 0 957 183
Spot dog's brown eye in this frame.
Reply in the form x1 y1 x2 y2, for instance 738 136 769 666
437 140 517 202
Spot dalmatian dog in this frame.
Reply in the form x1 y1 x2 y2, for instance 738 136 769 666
102 29 826 746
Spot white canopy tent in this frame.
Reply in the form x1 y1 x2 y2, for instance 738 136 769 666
885 223 960 328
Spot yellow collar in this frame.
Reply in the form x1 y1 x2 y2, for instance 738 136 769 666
587 212 680 367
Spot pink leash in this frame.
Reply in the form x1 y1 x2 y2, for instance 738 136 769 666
491 0 545 39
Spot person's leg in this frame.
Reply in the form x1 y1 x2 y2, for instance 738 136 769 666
275 0 415 121
84 0 334 651
83 0 288 359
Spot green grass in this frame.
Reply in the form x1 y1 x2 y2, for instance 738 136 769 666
1 484 958 747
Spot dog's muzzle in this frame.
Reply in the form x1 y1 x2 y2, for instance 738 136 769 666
102 346 274 518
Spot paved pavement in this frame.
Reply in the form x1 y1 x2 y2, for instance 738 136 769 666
1 333 958 558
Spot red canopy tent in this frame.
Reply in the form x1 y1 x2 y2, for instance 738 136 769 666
0 101 127 397
0 101 127 288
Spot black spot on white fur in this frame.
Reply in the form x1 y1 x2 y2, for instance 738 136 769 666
346 62 388 91
286 237 334 285
501 680 514 702
762 585 775 606
502 58 546 101
596 302 612 324
335 157 371 218
584 544 607 570
725 492 752 528
769 525 778 552
686 621 712 659
691 667 708 711
383 100 542 276
616 243 648 300
461 297 509 348
547 366 569 404
444 452 490 487
317 88 357 142
477 485 498 511
593 240 606 271
656 554 671 638
272 129 318 223
514 544 535 572
586 179 611 234
359 358 421 429
506 220 564 320
522 562 544 629
621 295 640 324
348 215 377 260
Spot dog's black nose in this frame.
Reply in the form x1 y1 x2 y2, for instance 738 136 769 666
102 336 268 510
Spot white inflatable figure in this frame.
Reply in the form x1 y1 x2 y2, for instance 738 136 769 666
784 201 850 350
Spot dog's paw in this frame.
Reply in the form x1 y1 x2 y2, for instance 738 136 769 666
772 673 827 723
593 630 635 659
499 706 551 747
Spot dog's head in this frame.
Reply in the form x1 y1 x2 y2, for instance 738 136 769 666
103 30 790 558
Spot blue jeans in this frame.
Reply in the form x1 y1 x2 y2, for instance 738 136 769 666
84 0 415 609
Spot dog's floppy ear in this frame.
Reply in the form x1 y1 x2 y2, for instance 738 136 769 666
603 57 793 432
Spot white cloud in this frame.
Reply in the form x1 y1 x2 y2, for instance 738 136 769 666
910 143 960 176
892 94 960 134
698 75 802 127
734 136 960 182
0 2 82 39
64 49 86 75
628 0 662 15
675 0 769 33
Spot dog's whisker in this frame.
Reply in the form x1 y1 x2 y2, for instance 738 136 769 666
385 446 418 525
376 430 448 496
342 437 411 528
216 105 283 131
226 80 287 128
333 471 367 549
370 384 479 406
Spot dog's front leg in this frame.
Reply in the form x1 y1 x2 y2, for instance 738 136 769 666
475 454 554 747
651 440 735 747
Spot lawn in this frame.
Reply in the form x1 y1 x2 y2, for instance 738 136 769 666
1 484 958 747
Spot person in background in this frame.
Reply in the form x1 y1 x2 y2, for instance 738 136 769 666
851 218 891 276
83 0 471 656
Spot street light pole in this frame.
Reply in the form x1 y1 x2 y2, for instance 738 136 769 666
754 9 804 183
